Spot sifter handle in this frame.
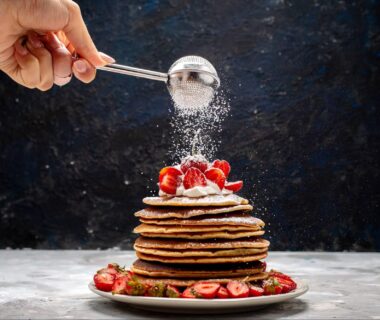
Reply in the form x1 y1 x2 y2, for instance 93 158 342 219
97 63 168 82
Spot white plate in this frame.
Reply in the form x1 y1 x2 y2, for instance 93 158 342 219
88 279 308 314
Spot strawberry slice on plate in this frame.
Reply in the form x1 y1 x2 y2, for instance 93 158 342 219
212 160 231 178
205 168 226 190
249 284 264 297
180 156 208 173
94 272 115 292
112 276 129 294
192 282 220 299
263 277 283 295
183 167 207 189
166 285 181 298
272 276 297 293
226 281 249 298
224 181 243 192
181 287 197 298
216 286 229 299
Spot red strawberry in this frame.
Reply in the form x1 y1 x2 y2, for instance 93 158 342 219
181 287 197 298
180 156 208 173
212 160 231 178
216 286 229 299
159 166 182 182
269 271 293 282
192 282 220 299
166 285 181 298
97 263 121 275
273 276 297 293
125 280 147 296
249 284 264 297
183 167 207 189
112 276 129 294
145 282 166 297
224 181 243 192
205 168 226 190
94 272 115 292
226 281 249 298
263 277 283 295
160 172 181 194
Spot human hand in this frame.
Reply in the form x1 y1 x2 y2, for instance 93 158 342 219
0 0 115 90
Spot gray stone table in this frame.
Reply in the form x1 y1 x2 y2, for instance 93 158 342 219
0 250 379 319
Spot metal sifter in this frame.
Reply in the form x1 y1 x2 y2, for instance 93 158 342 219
97 55 220 110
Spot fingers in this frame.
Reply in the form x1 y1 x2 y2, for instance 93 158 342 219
62 1 110 67
42 32 73 86
72 58 96 83
14 38 40 89
26 33 54 91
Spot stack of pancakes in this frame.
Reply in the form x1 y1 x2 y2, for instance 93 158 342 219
131 194 270 287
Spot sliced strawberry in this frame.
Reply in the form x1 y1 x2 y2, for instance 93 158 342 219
226 281 249 298
94 272 115 292
192 282 220 299
249 284 264 297
205 168 226 190
263 277 283 295
97 263 121 275
145 282 166 297
159 172 181 194
269 271 293 282
112 276 128 294
183 167 207 189
216 286 229 299
166 285 181 298
212 160 231 178
273 276 297 293
180 156 208 173
159 166 182 183
181 287 197 298
224 181 243 192
125 280 147 296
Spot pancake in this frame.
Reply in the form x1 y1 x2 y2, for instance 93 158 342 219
135 236 270 250
131 259 267 278
134 245 268 258
139 212 264 228
134 223 261 234
135 273 269 287
136 251 268 264
140 230 265 239
135 205 253 220
143 194 249 207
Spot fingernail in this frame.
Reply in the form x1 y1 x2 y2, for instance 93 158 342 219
73 60 87 73
55 76 72 87
29 34 44 49
99 52 115 64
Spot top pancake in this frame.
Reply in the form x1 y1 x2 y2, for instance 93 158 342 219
135 204 253 220
143 194 249 207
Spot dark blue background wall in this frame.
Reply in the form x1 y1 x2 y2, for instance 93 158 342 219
0 0 379 250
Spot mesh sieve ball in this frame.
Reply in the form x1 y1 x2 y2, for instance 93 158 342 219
167 56 220 110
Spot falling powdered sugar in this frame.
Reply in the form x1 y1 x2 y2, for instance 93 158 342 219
168 89 230 162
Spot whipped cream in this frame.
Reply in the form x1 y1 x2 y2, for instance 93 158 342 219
159 174 233 198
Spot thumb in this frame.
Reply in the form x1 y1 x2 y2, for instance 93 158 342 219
62 1 107 67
